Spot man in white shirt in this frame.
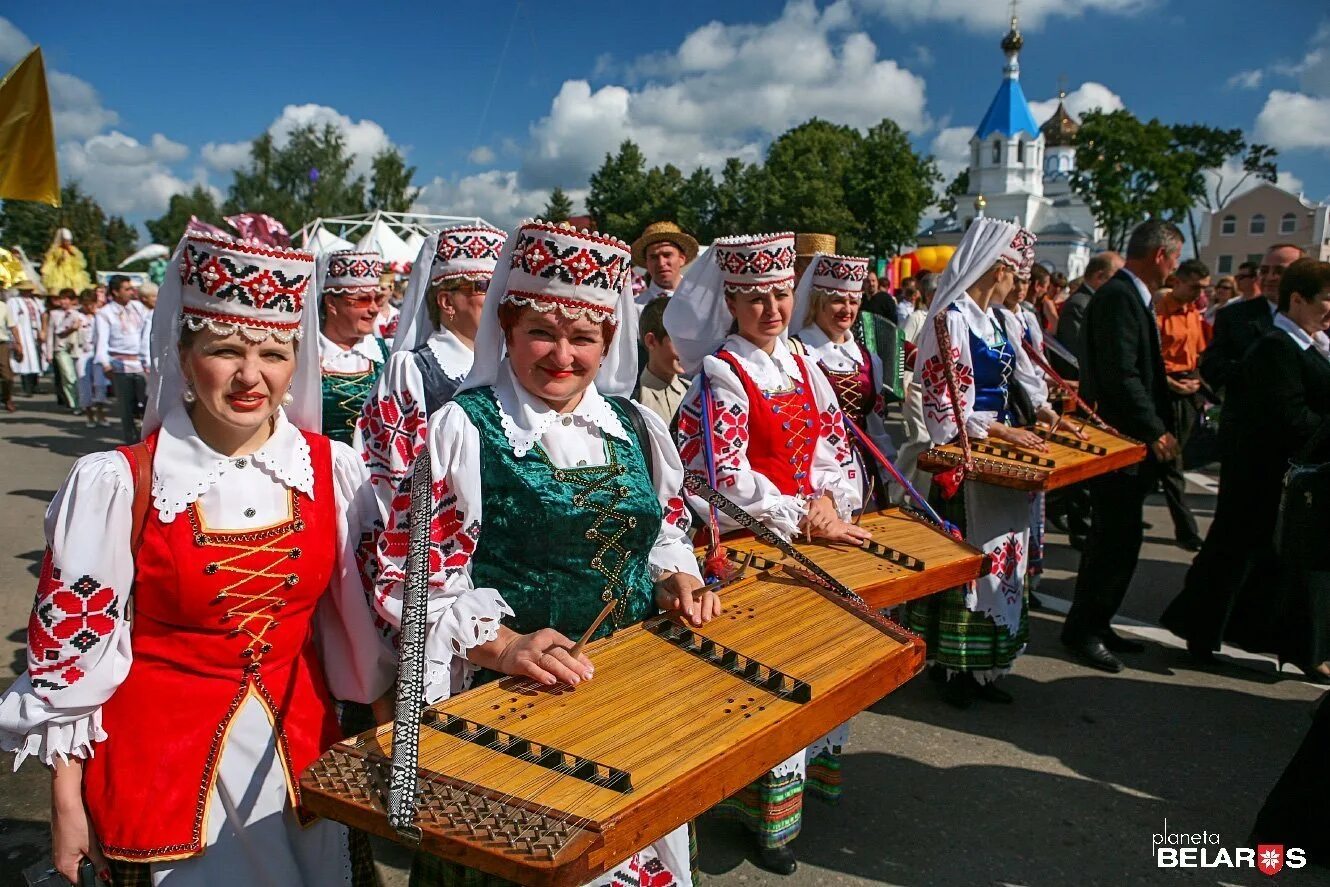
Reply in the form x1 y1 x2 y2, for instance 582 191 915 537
0 291 24 411
631 222 698 312
94 275 149 443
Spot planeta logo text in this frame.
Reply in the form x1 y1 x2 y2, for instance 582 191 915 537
1153 821 1305 875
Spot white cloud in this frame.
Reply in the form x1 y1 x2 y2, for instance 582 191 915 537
200 140 252 173
0 17 120 141
264 103 395 178
1255 90 1330 153
59 131 197 216
1203 157 1303 208
0 17 31 65
1226 69 1264 90
854 0 1153 32
467 145 496 164
1272 21 1330 98
518 1 928 189
413 171 580 230
929 125 973 189
1028 82 1124 124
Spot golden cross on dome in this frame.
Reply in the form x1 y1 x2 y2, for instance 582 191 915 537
1009 0 1019 30
1058 73 1068 100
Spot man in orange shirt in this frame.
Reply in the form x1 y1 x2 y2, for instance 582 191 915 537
1156 258 1212 550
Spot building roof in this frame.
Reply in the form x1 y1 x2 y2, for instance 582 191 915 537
1041 99 1079 147
1035 220 1092 240
975 78 1041 141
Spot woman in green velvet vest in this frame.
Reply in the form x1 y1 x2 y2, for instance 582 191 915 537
377 221 718 887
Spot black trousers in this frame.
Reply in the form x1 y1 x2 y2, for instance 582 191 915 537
110 371 146 444
1158 392 1200 541
1063 464 1158 643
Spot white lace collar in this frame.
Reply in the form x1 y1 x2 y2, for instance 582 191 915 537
319 332 384 365
722 333 805 389
151 405 315 523
426 328 474 380
797 324 864 371
492 361 629 457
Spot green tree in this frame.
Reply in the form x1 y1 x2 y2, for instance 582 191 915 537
762 119 862 250
641 163 687 228
712 157 769 236
585 141 650 241
102 216 139 268
677 167 719 244
144 185 224 248
541 186 575 223
845 118 941 258
368 147 420 213
225 125 367 229
939 169 970 217
1070 109 1177 251
1168 126 1277 256
1 182 112 273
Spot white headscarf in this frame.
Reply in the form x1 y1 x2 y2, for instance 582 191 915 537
144 239 324 437
457 225 641 398
792 252 868 332
923 218 1023 335
392 231 441 355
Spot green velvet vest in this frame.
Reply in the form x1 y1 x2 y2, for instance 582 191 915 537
453 387 660 643
320 337 388 445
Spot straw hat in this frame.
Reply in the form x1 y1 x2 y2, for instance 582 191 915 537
631 221 699 268
795 233 837 257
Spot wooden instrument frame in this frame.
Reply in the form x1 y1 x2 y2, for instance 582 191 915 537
302 576 924 887
916 422 1146 492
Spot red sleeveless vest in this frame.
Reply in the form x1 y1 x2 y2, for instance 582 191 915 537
714 349 823 497
83 431 342 862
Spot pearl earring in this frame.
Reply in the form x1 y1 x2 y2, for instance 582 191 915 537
182 384 197 404
281 392 294 406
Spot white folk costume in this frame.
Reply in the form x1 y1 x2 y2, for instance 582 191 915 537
375 221 696 887
319 250 389 446
0 235 394 885
903 219 1038 682
355 224 505 521
791 253 896 503
664 233 861 850
9 289 46 378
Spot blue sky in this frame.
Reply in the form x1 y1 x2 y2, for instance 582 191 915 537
4 0 1328 238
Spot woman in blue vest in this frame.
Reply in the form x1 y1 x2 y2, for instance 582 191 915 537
356 224 506 521
376 220 716 887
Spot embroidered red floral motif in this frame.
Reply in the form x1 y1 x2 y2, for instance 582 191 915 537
359 390 426 488
379 476 479 591
27 553 119 696
663 495 689 531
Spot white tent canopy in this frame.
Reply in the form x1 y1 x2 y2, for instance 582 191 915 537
293 210 494 264
119 243 170 267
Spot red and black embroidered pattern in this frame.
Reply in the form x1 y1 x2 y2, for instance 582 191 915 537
921 346 973 426
820 405 853 467
326 253 384 282
379 476 480 594
28 553 120 696
663 495 690 532
613 852 678 887
714 239 795 278
813 255 869 289
676 400 748 474
510 230 631 292
358 389 426 489
179 241 307 314
436 227 504 263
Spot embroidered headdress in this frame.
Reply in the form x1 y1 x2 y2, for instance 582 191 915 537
144 234 324 436
393 223 506 354
456 220 641 397
923 218 1037 332
792 253 871 330
322 250 384 296
664 232 797 374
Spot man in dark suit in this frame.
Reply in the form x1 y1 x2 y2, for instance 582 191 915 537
1062 220 1184 672
1199 243 1304 392
1050 251 1122 379
1162 258 1330 665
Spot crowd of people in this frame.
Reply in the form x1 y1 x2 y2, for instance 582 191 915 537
0 213 1327 885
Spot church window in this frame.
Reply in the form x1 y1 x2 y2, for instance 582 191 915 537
1280 212 1297 234
1220 215 1235 235
1250 214 1266 235
992 140 1001 163
1016 140 1025 163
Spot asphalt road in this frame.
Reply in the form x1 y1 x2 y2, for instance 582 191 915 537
0 395 1326 887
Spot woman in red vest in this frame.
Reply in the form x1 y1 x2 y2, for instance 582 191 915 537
0 235 394 885
665 233 870 876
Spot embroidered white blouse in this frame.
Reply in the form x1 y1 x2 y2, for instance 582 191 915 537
374 361 701 704
355 328 474 525
0 406 393 768
675 334 862 540
916 295 1013 445
996 306 1052 410
795 323 896 460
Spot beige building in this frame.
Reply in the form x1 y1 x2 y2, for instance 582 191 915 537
1199 182 1330 275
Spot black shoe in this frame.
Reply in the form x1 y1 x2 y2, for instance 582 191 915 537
1102 630 1146 654
1028 591 1046 612
941 673 976 709
1176 535 1203 552
757 846 798 876
975 681 1014 704
1069 533 1087 551
1063 637 1124 673
1185 638 1217 664
1142 520 1153 530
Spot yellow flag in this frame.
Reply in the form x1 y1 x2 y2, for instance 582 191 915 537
0 47 60 207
